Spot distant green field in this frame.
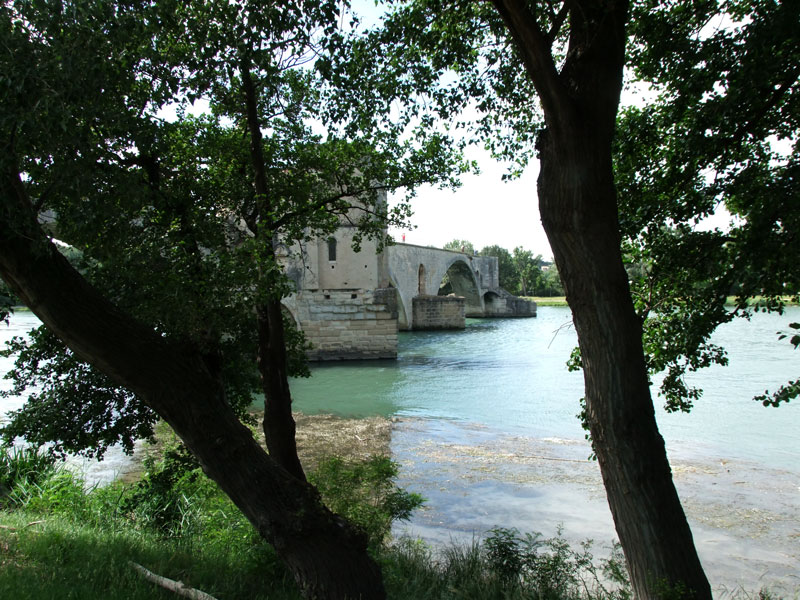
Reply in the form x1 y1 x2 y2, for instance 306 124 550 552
524 296 798 308
725 295 798 306
526 296 567 306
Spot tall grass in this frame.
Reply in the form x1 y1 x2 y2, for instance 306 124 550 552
0 445 789 599
0 445 56 508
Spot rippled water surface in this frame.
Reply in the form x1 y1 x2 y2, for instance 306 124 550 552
291 306 799 471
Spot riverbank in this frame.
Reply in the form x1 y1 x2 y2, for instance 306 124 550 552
1 425 637 600
527 295 567 306
137 412 800 595
2 413 796 598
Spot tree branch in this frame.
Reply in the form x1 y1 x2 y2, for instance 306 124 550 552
729 65 800 149
546 1 569 44
130 562 220 600
488 0 570 125
239 52 271 226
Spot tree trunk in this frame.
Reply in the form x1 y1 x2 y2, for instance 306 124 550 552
257 299 306 481
491 1 712 597
0 180 385 600
538 131 711 599
239 54 307 481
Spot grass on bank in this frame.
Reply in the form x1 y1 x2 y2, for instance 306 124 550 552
528 296 568 306
0 445 786 600
524 296 799 308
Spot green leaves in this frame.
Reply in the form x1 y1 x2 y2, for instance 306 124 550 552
0 326 157 459
616 0 800 411
2 0 471 456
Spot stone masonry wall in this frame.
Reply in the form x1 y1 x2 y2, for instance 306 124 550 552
483 291 537 318
290 288 398 360
412 295 465 330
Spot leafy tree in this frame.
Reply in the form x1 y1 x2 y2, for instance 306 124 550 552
443 238 475 254
347 1 712 595
0 1 462 597
539 264 565 298
479 244 515 291
616 0 800 412
511 246 541 297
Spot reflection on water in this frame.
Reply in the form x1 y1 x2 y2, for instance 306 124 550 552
0 311 41 417
391 418 800 596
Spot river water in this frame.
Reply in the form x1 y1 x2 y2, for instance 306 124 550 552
290 307 800 595
2 307 799 594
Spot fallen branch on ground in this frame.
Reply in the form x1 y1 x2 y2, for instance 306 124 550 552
129 562 219 600
0 520 45 531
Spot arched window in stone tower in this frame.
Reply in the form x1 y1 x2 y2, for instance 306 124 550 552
327 237 337 262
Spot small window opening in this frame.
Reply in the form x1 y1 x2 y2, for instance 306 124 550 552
327 237 337 261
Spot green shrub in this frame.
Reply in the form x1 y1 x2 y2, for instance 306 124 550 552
382 528 633 600
120 443 203 536
0 445 56 508
482 527 632 599
309 455 425 549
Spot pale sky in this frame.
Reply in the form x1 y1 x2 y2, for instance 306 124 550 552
388 150 549 257
366 2 737 259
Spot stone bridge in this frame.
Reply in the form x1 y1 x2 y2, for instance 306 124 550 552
386 243 535 330
282 235 536 360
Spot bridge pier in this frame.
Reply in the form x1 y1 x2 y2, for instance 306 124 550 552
412 295 465 330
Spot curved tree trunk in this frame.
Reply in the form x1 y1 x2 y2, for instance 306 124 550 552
0 179 385 599
240 55 307 482
257 299 306 481
491 1 712 597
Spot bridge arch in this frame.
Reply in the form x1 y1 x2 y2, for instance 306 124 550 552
483 290 503 313
387 244 512 329
279 301 300 328
432 256 484 317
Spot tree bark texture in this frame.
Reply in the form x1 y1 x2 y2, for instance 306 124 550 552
240 55 307 482
491 1 712 597
0 181 385 599
257 299 306 481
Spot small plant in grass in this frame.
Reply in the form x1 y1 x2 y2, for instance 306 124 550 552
310 455 425 549
383 528 634 600
482 527 632 599
120 442 208 536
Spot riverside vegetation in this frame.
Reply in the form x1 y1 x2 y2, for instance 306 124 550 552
0 442 785 600
0 440 646 600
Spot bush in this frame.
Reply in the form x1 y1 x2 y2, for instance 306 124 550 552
120 442 213 537
309 455 425 549
0 445 56 508
382 528 633 600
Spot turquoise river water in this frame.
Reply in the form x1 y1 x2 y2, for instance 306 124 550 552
2 307 799 595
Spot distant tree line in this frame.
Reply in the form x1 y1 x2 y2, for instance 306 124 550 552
442 240 564 297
